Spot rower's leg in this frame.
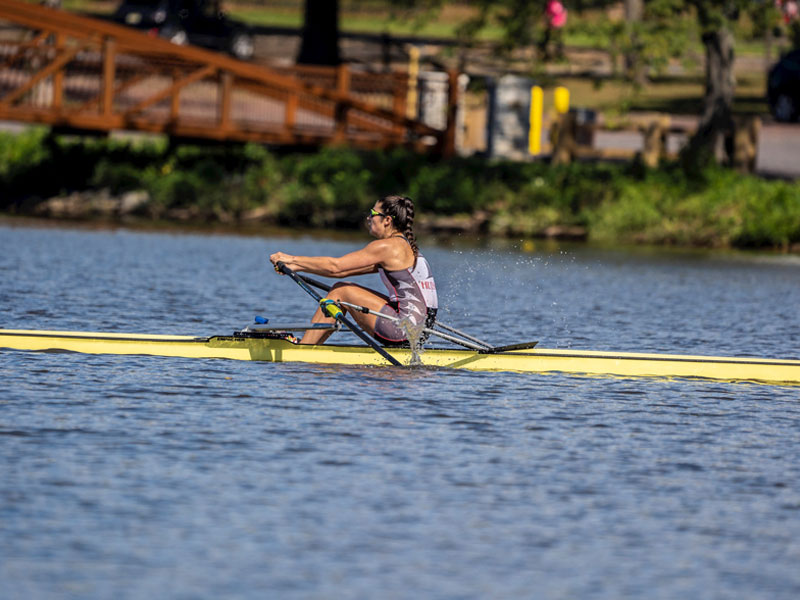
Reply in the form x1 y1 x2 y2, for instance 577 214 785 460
300 283 389 345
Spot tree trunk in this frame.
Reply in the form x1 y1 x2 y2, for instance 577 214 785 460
624 0 646 85
297 0 340 66
684 26 735 169
624 0 644 26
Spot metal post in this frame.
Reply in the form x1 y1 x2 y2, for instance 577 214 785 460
286 92 297 131
52 32 64 111
219 71 232 131
334 64 350 142
406 45 419 119
101 37 115 117
170 69 180 121
392 73 406 140
442 69 459 157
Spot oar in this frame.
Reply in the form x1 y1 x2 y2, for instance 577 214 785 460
275 262 402 367
432 321 493 350
297 273 336 293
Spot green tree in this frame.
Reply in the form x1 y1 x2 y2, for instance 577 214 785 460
616 0 691 84
681 1 741 168
294 1 779 169
624 0 646 84
450 0 769 169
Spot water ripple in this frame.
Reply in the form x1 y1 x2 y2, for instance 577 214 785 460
2 224 800 599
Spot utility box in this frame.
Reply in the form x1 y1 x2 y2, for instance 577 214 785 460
570 107 597 147
486 74 534 160
417 71 450 130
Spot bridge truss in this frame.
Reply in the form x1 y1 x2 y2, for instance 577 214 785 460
0 0 456 154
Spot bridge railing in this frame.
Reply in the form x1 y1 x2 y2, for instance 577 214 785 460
0 0 455 154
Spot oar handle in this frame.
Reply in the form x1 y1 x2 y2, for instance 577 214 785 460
276 261 295 278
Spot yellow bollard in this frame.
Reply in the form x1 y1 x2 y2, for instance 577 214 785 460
529 85 543 155
554 86 570 115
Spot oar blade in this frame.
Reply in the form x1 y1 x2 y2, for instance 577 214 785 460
480 341 539 354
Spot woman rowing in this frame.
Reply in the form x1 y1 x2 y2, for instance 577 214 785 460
269 195 438 346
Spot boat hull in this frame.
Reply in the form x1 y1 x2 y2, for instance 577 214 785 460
2 329 799 385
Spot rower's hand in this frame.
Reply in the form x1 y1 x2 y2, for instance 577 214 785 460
270 252 293 273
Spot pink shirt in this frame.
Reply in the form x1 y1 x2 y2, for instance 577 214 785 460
546 0 567 28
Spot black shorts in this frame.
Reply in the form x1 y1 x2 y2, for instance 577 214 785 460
373 301 406 346
373 304 437 348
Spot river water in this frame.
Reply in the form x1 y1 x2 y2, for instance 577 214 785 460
2 221 800 599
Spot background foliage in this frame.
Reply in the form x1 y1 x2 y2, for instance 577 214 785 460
2 130 798 250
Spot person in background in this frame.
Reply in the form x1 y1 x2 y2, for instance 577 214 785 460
542 0 568 60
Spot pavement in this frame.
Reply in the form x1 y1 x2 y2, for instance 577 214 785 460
593 117 800 180
754 121 800 179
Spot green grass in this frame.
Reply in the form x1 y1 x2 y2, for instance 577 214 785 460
228 4 506 40
528 69 768 117
58 0 772 49
226 7 301 29
60 0 788 62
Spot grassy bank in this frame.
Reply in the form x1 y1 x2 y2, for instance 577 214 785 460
2 129 799 251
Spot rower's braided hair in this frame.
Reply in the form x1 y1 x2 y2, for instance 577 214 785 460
380 194 419 257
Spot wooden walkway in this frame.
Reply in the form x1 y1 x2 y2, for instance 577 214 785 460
0 0 456 154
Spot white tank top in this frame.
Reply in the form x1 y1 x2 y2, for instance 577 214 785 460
379 254 438 313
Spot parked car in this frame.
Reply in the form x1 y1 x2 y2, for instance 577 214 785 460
112 0 255 61
767 49 800 122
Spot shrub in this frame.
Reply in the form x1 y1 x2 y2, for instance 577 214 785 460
283 148 373 227
91 160 144 194
733 183 800 248
0 128 53 204
2 129 798 251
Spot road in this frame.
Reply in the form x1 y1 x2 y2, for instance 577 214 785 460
755 122 800 179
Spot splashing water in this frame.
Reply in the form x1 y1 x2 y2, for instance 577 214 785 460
398 315 426 366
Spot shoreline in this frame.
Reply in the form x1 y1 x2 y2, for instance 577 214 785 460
4 213 799 262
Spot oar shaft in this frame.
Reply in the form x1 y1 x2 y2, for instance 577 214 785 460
338 301 395 320
434 321 493 349
276 262 402 367
339 301 487 351
424 328 487 351
298 274 333 293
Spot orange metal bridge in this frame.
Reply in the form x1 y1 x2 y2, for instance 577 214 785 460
0 0 456 154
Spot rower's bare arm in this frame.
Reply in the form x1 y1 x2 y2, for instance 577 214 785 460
300 244 385 276
299 257 376 277
270 242 391 277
